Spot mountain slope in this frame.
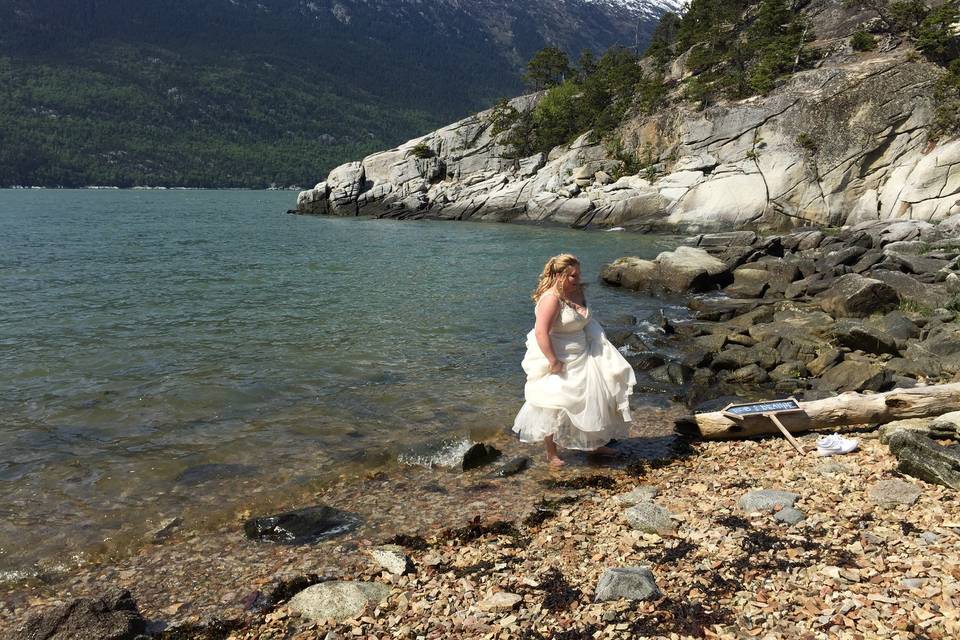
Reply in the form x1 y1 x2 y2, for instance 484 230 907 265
0 0 680 187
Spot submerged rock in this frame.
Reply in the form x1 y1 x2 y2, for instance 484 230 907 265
15 590 146 640
243 505 359 544
174 463 259 486
493 456 531 477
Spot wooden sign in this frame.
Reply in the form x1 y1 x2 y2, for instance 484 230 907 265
721 397 806 455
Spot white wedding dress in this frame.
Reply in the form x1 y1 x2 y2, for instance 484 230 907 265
512 295 636 450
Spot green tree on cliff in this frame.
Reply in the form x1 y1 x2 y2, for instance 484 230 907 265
524 47 572 90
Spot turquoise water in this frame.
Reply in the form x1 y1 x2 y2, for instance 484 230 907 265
0 189 677 577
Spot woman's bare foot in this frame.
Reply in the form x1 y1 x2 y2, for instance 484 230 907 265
548 455 566 467
590 445 618 456
544 435 565 467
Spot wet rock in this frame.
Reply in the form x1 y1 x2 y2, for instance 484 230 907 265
867 478 922 508
462 442 502 471
627 351 667 371
815 274 899 318
722 364 769 384
806 348 842 376
287 581 390 622
594 567 661 602
175 463 259 485
149 517 182 543
477 592 522 612
816 360 888 392
623 501 675 534
738 489 800 513
831 322 900 356
369 545 413 575
693 334 727 353
774 507 806 525
888 431 960 490
649 362 693 385
155 616 244 639
244 505 360 544
15 589 146 640
614 485 659 506
494 456 531 477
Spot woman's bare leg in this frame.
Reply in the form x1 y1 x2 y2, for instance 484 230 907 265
545 435 565 467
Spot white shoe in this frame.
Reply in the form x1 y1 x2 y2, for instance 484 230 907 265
816 433 859 457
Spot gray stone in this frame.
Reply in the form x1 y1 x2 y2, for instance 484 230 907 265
14 590 146 640
807 348 842 377
888 430 960 490
919 532 940 545
774 507 806 525
594 567 661 602
815 274 899 318
477 592 522 612
739 489 800 513
623 501 675 534
822 245 868 268
901 577 926 589
655 246 731 292
831 321 900 356
878 418 936 444
726 268 770 298
816 461 856 475
866 478 922 507
494 456 531 477
288 581 390 622
722 363 770 384
711 345 779 371
770 361 808 381
615 486 659 506
816 360 888 393
369 545 413 575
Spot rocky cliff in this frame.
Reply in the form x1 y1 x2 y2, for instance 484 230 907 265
295 0 960 232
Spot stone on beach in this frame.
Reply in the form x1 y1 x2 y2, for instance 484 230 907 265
623 501 675 534
493 456 531 477
286 581 390 623
867 478 922 508
369 545 414 575
594 567 661 602
614 485 659 506
888 430 960 490
462 442 502 471
738 489 800 514
477 592 522 612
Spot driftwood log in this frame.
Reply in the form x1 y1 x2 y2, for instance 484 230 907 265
676 383 960 440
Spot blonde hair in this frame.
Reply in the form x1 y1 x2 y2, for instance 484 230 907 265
532 253 582 303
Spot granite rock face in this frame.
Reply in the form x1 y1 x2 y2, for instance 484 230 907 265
295 41 959 232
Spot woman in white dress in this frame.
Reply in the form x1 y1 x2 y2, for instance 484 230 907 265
513 254 636 467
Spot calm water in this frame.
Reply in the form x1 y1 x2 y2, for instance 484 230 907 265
0 189 678 578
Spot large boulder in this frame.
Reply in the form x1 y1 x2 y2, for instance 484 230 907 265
815 274 899 318
816 360 888 392
830 321 900 356
656 246 731 292
888 431 960 490
14 590 146 640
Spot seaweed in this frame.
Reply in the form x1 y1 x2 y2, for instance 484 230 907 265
900 521 920 535
439 517 527 547
546 474 617 490
715 515 752 530
384 533 430 551
627 598 734 637
537 567 582 611
624 461 648 478
652 540 698 563
523 495 580 528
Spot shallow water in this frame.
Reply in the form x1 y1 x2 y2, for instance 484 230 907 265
0 189 680 578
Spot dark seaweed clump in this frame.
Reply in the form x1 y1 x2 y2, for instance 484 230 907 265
652 540 698 563
715 515 752 530
538 567 582 611
546 474 617 490
628 598 733 637
439 518 527 547
385 533 431 551
523 495 581 528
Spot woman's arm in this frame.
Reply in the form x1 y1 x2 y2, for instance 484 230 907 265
534 294 564 374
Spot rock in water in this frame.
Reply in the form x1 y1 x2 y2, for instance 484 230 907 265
594 567 661 602
287 582 390 622
888 431 960 490
493 456 530 477
462 443 502 471
244 505 359 544
174 463 259 485
14 590 146 640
